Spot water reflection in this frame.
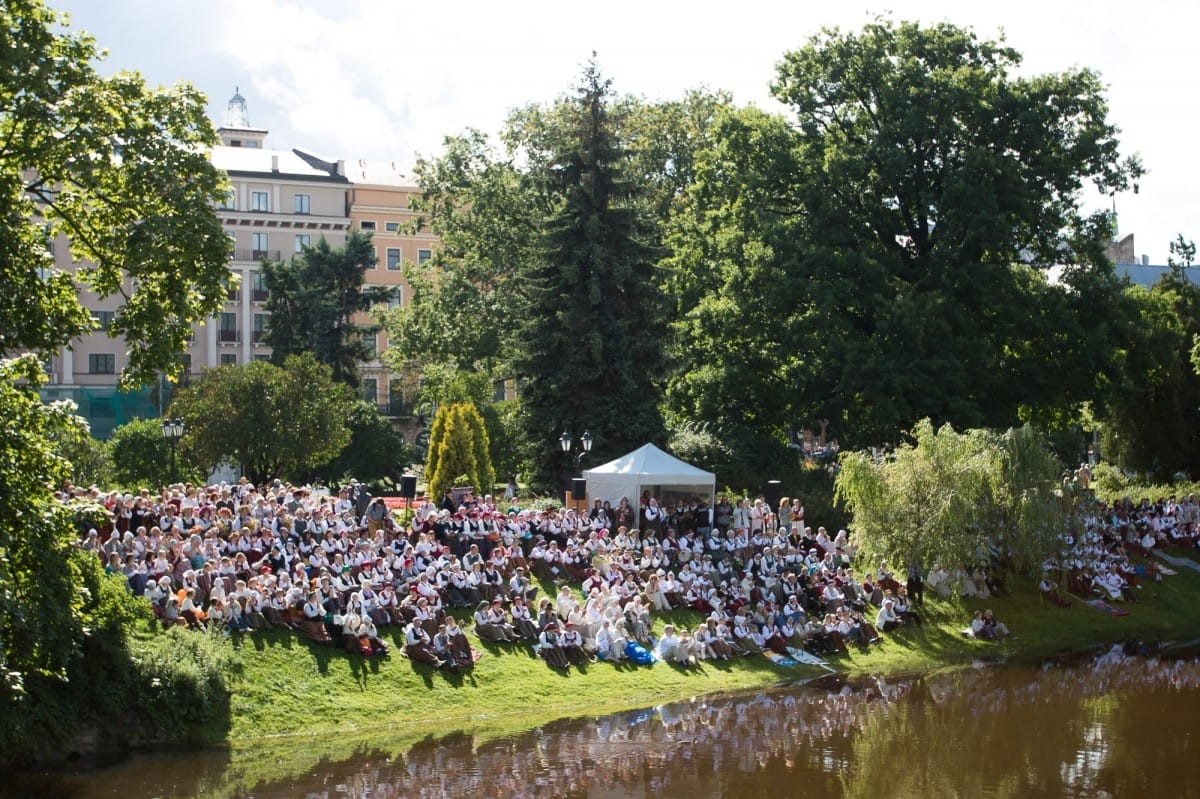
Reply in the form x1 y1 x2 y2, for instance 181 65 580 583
47 648 1200 799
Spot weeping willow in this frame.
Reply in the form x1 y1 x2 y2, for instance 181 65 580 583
834 419 1065 576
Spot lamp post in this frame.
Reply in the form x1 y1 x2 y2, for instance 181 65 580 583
160 417 185 485
559 429 593 470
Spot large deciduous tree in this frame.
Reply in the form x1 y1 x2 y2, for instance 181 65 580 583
1097 235 1200 479
0 0 230 387
169 353 355 484
667 18 1142 471
263 232 393 388
0 0 230 753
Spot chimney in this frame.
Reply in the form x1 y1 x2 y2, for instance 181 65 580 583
271 154 279 172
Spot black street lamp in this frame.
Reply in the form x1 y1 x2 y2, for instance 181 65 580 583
559 429 593 470
161 417 185 485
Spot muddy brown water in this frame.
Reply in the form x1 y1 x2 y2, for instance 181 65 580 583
12 646 1200 798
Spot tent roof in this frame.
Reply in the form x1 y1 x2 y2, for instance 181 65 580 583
584 443 713 484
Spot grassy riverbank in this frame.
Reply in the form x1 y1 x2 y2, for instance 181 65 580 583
200 553 1200 746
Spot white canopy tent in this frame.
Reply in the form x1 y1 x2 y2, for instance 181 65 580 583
582 443 715 514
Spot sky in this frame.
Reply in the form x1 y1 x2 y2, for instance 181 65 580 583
51 0 1197 264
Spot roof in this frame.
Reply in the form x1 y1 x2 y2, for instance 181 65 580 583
584 443 713 484
210 145 348 183
342 158 416 188
1115 263 1200 289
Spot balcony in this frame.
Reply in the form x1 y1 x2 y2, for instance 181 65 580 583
251 289 270 302
217 329 240 344
233 248 281 262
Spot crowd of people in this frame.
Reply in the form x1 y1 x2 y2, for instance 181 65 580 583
71 476 1193 672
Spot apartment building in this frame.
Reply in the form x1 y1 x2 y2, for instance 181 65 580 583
43 91 429 438
342 160 434 438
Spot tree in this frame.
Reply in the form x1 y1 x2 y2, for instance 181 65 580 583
513 60 668 489
0 0 230 387
834 419 1066 576
425 402 494 499
43 404 112 488
169 354 355 484
263 232 394 388
384 130 537 374
0 358 91 696
1096 235 1200 479
108 417 200 488
0 1 230 755
313 400 412 487
666 18 1141 465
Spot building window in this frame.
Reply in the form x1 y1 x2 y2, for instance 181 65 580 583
90 396 115 418
360 220 376 231
493 379 507 403
253 313 268 343
219 189 236 210
220 353 238 366
294 194 310 214
179 354 192 374
362 336 377 361
92 310 115 331
253 353 270 362
88 353 115 374
389 380 407 416
251 191 270 212
219 312 238 343
225 274 241 302
388 288 403 310
386 247 401 270
385 221 400 232
251 232 269 260
417 248 432 264
361 377 378 404
251 271 269 302
294 234 310 253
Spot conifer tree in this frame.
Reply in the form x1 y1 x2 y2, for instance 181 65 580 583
514 60 667 489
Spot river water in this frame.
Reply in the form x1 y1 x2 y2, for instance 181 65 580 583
20 646 1200 799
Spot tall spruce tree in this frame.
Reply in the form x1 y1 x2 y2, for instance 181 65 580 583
514 61 668 489
263 231 394 388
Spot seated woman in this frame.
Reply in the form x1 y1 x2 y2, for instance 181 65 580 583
731 618 762 654
404 619 444 667
1039 576 1072 607
537 622 571 669
655 624 695 666
474 599 517 643
443 617 475 669
875 599 902 633
356 616 389 657
594 619 628 662
509 595 541 641
297 591 332 644
560 622 591 666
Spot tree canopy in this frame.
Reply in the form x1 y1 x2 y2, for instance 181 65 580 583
1096 235 1200 479
263 232 393 388
666 18 1142 475
0 0 230 387
169 353 355 484
835 419 1067 576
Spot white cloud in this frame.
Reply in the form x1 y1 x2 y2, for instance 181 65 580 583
52 0 1200 262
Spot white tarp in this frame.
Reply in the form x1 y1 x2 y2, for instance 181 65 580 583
582 443 715 513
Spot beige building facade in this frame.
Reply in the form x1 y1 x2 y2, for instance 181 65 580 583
45 91 430 438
